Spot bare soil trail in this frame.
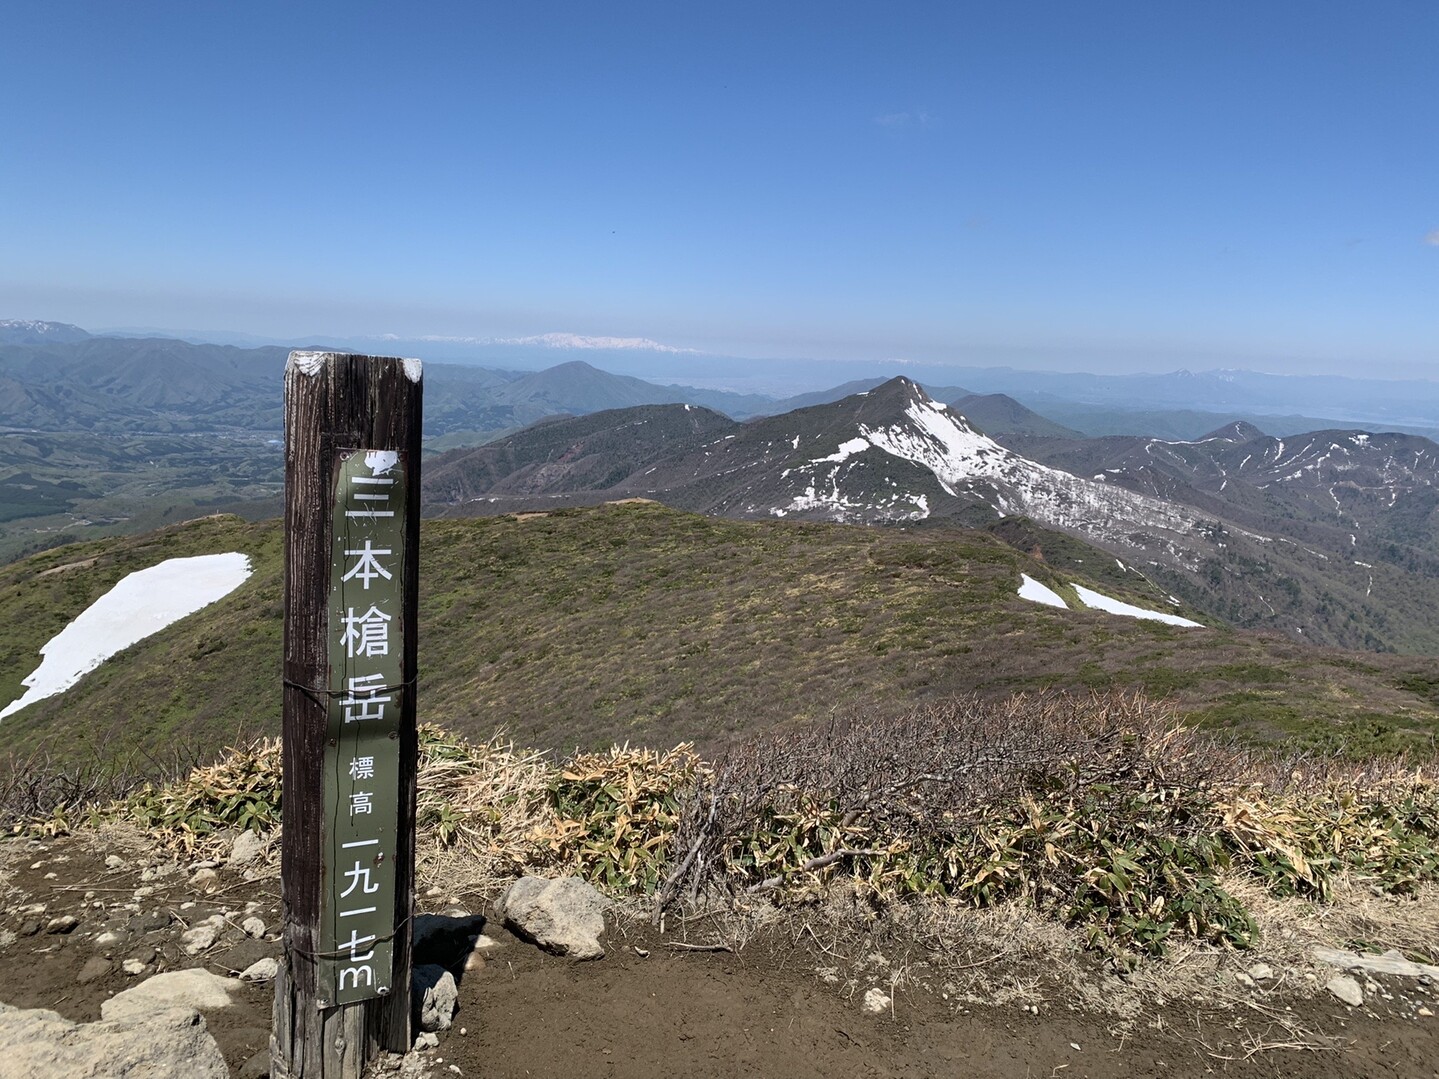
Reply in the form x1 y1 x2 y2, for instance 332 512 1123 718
2 835 1436 1079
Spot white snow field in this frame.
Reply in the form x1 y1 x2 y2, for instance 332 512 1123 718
1017 574 1068 608
1072 584 1202 627
0 553 252 720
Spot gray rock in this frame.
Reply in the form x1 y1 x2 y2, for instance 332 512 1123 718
122 959 147 976
229 830 266 867
413 1032 440 1051
0 1001 227 1079
415 965 459 1032
189 868 220 893
45 915 78 934
92 929 128 952
494 876 607 960
239 1048 272 1079
240 915 266 938
101 968 242 1022
861 987 892 1014
128 909 172 934
103 855 126 871
1325 975 1364 1007
1247 963 1274 982
240 957 279 983
181 925 219 955
76 957 110 985
1313 945 1439 980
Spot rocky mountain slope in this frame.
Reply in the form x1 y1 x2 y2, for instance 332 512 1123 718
423 379 1439 652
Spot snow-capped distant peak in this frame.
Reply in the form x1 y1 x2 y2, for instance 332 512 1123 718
776 379 1200 549
0 319 90 342
498 332 702 354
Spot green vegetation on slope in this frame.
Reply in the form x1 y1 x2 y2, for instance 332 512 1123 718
0 503 1435 764
24 698 1439 964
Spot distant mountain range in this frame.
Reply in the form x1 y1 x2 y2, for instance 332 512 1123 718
423 379 1439 654
5 321 1437 438
3 321 1439 653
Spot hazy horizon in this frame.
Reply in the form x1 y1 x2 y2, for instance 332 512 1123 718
3 3 1434 384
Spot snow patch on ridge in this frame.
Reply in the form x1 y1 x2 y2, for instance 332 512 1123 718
0 554 253 720
813 437 871 465
1072 584 1202 627
1018 575 1067 608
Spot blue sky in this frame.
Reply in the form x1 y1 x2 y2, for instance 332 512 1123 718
2 2 1435 380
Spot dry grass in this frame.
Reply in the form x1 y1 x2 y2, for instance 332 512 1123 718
25 691 1439 968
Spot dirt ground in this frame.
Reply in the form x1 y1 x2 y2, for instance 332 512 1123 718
2 833 1437 1079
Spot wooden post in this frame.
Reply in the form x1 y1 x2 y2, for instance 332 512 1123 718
273 352 422 1078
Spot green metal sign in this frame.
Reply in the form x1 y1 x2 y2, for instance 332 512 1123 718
319 448 407 1007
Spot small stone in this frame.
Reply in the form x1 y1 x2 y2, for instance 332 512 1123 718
1418 1007 1433 1017
127 909 171 933
229 831 266 867
140 868 157 882
104 855 126 870
414 1032 440 1051
1070 1042 1081 1051
1247 963 1274 982
122 959 147 975
1234 972 1255 988
860 987 892 1014
240 958 279 983
182 925 219 955
77 957 111 984
241 916 266 938
94 930 127 951
43 872 58 880
46 915 79 934
189 868 220 893
18 920 42 938
133 887 155 899
416 966 459 1032
1326 975 1364 1007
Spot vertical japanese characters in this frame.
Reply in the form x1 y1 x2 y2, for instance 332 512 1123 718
322 448 406 1006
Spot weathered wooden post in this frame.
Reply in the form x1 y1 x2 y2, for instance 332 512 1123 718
273 352 422 1078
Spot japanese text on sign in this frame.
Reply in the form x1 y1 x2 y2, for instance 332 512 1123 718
320 449 406 1006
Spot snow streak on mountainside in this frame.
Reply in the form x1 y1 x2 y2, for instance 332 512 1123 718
1010 422 1439 564
766 380 1202 561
